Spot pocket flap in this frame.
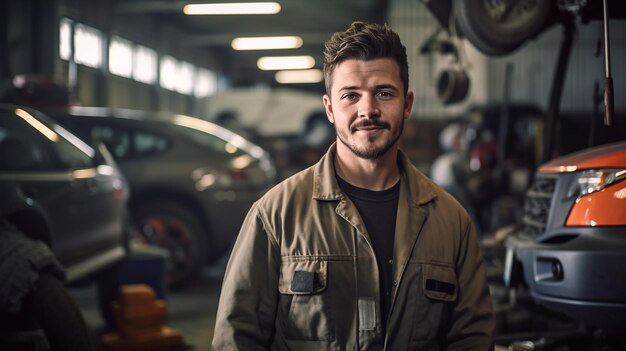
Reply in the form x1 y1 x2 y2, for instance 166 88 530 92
279 258 327 295
422 264 457 301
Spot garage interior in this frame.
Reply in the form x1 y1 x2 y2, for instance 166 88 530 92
1 0 626 350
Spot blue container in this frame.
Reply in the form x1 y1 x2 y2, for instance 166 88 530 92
116 243 169 300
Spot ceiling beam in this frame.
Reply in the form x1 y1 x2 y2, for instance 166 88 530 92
115 1 186 14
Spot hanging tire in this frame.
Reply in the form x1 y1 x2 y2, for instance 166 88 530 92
20 272 95 351
454 0 555 56
132 202 207 289
437 68 471 105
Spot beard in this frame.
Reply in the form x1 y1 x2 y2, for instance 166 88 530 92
335 118 404 160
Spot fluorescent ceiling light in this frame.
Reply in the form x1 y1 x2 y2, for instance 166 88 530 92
275 69 323 84
232 36 303 50
183 2 281 15
257 56 315 70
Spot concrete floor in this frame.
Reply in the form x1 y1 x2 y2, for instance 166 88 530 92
72 264 225 351
70 251 624 351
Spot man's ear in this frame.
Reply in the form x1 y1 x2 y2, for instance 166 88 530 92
323 94 334 123
404 91 414 119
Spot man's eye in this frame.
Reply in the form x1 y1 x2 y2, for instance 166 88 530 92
341 93 357 100
377 91 393 98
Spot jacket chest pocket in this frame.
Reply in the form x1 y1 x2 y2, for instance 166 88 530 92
278 258 334 341
407 263 458 344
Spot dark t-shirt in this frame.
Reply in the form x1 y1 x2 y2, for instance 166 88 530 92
337 176 400 332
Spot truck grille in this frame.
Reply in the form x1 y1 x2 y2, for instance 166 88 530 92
521 174 558 238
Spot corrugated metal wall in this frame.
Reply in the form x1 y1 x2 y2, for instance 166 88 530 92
388 0 626 119
389 0 474 118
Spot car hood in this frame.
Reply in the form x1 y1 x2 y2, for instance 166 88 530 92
538 141 626 173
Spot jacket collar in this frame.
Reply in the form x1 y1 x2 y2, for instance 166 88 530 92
312 142 438 206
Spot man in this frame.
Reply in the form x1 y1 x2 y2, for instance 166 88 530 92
430 122 473 217
212 21 495 350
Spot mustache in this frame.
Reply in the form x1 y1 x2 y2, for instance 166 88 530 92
350 120 390 133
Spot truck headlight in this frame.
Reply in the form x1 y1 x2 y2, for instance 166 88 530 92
568 169 626 198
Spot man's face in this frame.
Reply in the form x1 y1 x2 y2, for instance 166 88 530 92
323 58 413 160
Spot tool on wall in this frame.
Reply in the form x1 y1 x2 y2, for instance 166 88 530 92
420 27 471 105
602 0 614 126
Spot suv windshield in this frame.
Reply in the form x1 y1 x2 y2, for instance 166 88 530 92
165 116 258 158
0 107 96 171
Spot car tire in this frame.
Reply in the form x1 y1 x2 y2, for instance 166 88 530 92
22 272 95 351
454 0 555 56
132 202 207 289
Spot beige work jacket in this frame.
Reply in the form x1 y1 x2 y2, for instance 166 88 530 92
213 144 495 350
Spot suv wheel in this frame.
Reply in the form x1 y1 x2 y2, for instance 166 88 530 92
132 202 207 289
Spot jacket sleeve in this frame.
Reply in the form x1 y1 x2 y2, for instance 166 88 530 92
212 203 280 350
446 220 495 351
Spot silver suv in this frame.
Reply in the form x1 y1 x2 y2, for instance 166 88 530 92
0 104 130 349
0 104 129 284
48 107 277 288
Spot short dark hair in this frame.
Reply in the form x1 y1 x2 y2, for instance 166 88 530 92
323 21 409 96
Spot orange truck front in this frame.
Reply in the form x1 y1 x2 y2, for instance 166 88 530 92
506 140 626 330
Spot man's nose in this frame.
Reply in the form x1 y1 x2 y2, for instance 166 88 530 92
358 94 380 118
